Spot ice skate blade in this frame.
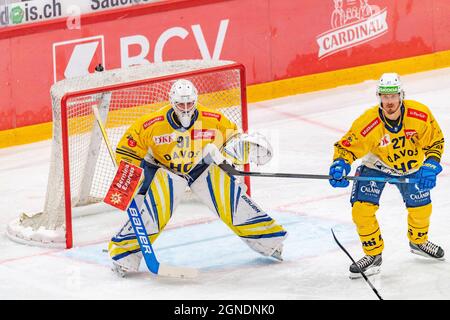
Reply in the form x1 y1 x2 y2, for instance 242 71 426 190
349 266 380 280
410 249 445 261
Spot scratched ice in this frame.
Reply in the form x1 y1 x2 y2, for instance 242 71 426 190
1 68 450 299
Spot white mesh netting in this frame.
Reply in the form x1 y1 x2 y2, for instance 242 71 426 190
6 60 247 248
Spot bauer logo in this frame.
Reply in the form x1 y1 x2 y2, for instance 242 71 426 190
52 36 105 83
316 1 388 59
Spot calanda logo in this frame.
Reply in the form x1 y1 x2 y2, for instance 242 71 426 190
316 0 388 59
411 184 430 201
361 181 381 195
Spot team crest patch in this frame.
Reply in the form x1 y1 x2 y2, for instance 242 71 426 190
407 109 428 122
361 118 381 137
342 139 351 147
344 134 358 145
127 135 137 147
143 116 164 129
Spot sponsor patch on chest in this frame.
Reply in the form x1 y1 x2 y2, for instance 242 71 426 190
407 108 428 122
191 129 216 140
153 133 176 145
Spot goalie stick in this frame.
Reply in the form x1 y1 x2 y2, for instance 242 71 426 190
218 162 419 184
92 105 198 279
331 228 383 300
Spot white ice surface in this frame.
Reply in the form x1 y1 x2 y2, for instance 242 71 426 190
2 68 450 300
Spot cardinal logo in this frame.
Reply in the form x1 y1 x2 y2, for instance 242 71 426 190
316 1 388 59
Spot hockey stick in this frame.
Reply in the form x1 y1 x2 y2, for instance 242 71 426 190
218 162 418 184
331 228 383 300
92 105 198 279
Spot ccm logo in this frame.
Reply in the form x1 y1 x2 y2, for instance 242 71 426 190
53 36 105 83
191 129 215 140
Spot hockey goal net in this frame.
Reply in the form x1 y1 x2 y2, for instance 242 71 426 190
7 60 249 249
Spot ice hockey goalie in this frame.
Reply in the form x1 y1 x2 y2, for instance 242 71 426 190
107 79 287 276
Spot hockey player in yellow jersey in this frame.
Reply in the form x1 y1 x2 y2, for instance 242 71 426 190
329 73 445 278
109 79 287 276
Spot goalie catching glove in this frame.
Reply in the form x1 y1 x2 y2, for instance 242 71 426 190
221 132 273 166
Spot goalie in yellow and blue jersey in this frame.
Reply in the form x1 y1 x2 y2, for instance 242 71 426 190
108 79 287 276
329 73 445 279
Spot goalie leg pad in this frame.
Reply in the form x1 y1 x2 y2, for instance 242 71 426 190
108 168 188 266
190 164 287 257
352 201 384 256
407 203 432 244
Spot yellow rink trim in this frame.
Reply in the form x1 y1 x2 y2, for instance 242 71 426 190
247 49 450 103
0 122 53 148
2 49 450 149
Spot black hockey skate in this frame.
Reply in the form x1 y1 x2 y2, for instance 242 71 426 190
349 254 382 279
410 241 445 260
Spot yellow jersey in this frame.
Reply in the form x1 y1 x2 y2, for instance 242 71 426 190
333 100 444 175
115 104 239 174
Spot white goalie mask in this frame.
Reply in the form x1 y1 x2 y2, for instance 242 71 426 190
169 79 198 128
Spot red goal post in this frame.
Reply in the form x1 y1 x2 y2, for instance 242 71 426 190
6 60 250 249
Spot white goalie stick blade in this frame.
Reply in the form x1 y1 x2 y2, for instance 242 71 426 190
158 263 199 279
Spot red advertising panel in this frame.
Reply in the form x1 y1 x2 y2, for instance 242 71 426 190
0 42 12 130
1 0 450 131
